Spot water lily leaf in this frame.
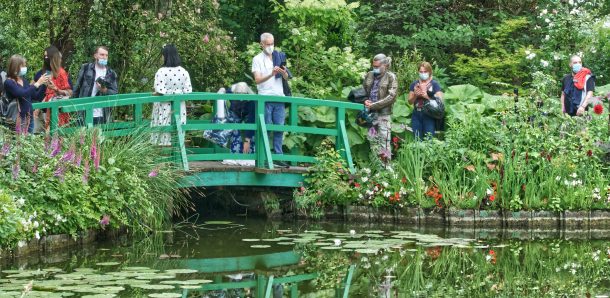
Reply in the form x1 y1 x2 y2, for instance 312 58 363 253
320 246 342 250
355 248 379 254
241 239 260 242
180 285 202 289
132 284 175 290
95 262 121 266
81 295 116 298
277 242 295 245
250 245 271 248
160 279 212 285
122 267 152 271
203 221 233 225
135 274 176 280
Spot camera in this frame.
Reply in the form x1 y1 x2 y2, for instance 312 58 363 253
96 76 111 89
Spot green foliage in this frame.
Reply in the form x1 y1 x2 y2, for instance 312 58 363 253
0 128 189 248
451 18 534 92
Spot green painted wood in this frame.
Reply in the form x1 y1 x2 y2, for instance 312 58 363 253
343 265 355 298
259 113 273 170
255 101 265 168
50 107 59 132
134 103 143 126
175 114 189 171
265 124 337 136
183 251 301 273
264 275 274 298
271 154 316 163
257 275 266 298
31 92 151 109
339 120 355 173
51 93 362 112
188 153 256 161
85 108 93 127
179 171 304 188
291 284 298 298
273 273 318 284
182 123 256 131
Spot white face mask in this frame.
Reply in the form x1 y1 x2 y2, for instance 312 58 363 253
264 45 274 55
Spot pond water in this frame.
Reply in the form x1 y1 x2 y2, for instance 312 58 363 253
1 217 610 298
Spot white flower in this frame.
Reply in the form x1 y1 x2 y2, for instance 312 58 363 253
540 60 549 68
486 255 492 262
555 176 561 181
526 53 536 60
16 198 25 207
17 241 26 248
591 47 597 54
382 182 389 188
540 9 548 15
349 230 356 235
362 177 369 183
358 193 364 199
553 53 561 61
603 21 610 29
570 268 577 275
571 172 578 178
544 18 551 23
555 267 560 272
333 239 342 246
384 191 392 198
35 231 40 240
382 255 389 261
363 168 371 175
486 188 493 196
33 221 39 228
525 50 531 55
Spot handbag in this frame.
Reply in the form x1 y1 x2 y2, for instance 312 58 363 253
202 100 239 147
355 108 376 128
348 87 367 104
423 96 445 119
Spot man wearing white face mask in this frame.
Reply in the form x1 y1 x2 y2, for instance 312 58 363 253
251 32 291 167
73 46 118 125
561 55 595 116
363 53 398 161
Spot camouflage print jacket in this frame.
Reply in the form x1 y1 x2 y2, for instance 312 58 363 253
362 71 398 116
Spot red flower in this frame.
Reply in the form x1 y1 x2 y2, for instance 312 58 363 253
489 195 495 202
392 136 399 144
354 182 361 188
489 250 495 256
401 177 407 184
594 103 604 115
587 150 593 157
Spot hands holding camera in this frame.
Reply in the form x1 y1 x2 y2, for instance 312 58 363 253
272 66 288 79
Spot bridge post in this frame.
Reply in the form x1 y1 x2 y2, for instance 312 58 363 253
50 106 59 132
336 108 355 172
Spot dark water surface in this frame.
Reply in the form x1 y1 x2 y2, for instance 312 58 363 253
1 217 610 297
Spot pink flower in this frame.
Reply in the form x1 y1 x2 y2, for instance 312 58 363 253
1 142 11 156
203 34 210 43
368 126 377 138
83 158 90 184
100 215 110 226
148 169 159 177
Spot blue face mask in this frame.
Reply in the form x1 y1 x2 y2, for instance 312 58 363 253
19 67 27 76
419 72 430 81
98 59 108 66
572 63 582 73
372 68 381 75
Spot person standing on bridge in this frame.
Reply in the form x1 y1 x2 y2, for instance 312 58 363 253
42 50 72 131
150 44 192 146
363 54 398 161
73 46 119 125
251 32 291 168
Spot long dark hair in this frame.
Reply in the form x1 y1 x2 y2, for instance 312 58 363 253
162 44 181 67
43 46 59 74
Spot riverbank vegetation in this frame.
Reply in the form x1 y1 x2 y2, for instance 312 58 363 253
0 128 189 249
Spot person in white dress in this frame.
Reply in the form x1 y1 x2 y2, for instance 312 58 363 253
151 44 192 146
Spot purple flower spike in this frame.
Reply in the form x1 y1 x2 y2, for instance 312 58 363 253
1 142 11 156
148 169 159 177
368 126 377 138
31 163 38 174
54 165 66 182
83 158 90 184
12 163 20 180
50 137 61 157
74 152 82 167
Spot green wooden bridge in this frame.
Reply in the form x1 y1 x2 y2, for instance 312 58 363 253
32 92 362 188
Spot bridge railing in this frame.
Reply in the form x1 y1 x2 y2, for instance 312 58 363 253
32 92 363 172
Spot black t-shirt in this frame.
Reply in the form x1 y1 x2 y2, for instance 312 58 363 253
561 73 595 93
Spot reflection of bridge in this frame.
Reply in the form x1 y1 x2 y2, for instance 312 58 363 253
181 251 355 298
33 93 362 188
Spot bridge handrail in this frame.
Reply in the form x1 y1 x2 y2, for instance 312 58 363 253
32 92 362 172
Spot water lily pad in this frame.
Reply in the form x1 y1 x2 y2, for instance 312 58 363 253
132 284 175 290
81 295 116 298
241 238 260 242
135 274 176 280
204 221 233 225
163 269 198 274
122 267 152 271
277 242 294 245
355 248 379 254
320 246 342 250
74 268 98 273
160 279 212 285
180 285 202 289
96 262 121 266
250 245 271 248
148 293 182 298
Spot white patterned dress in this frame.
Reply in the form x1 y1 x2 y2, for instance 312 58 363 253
150 66 192 146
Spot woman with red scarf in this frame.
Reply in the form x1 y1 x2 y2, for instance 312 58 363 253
561 55 595 116
43 49 72 130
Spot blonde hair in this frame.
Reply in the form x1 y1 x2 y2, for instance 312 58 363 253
418 62 433 75
49 50 63 78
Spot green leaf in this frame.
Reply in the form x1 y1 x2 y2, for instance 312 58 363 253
444 84 484 104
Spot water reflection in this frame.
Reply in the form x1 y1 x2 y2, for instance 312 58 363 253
1 218 610 297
